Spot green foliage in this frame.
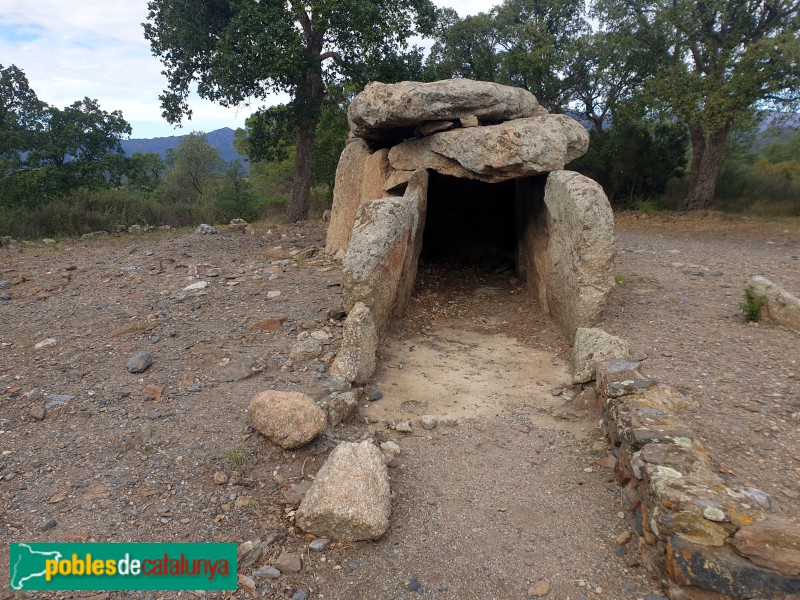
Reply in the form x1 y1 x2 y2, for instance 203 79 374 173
715 135 800 216
161 132 225 204
143 0 436 221
741 287 766 322
571 110 689 205
427 0 589 111
597 0 800 208
212 161 262 223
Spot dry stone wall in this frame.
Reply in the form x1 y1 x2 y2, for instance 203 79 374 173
593 353 800 598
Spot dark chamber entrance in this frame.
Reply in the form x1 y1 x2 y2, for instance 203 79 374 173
421 172 517 273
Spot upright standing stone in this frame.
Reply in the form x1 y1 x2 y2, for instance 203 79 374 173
517 171 615 342
331 303 378 384
342 197 417 334
325 139 373 255
360 149 393 203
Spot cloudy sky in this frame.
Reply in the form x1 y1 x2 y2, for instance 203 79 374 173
1 0 494 139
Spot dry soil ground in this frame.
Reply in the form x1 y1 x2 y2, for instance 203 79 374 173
0 212 798 600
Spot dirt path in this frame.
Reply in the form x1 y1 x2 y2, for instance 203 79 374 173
307 272 656 599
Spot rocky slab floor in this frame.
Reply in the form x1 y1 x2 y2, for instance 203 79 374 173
0 212 798 600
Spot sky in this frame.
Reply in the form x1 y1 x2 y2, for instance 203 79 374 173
0 0 494 140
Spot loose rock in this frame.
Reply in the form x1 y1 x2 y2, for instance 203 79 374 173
420 415 438 430
127 352 154 373
529 580 550 596
273 551 302 573
296 441 391 541
248 390 327 449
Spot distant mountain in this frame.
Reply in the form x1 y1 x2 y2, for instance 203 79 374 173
751 112 800 152
120 127 248 167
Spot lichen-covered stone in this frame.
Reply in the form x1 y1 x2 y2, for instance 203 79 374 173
572 327 630 384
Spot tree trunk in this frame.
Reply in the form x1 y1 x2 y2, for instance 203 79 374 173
683 124 730 210
286 117 316 222
286 35 325 223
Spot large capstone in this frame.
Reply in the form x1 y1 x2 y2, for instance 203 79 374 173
348 79 546 140
388 115 589 182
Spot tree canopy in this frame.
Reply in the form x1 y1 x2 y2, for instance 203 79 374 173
144 0 436 221
598 0 800 208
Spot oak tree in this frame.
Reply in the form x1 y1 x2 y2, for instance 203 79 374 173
599 0 800 208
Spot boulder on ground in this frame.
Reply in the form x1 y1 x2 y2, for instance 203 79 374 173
387 115 589 183
296 441 391 541
248 391 327 449
572 327 630 384
348 79 545 140
746 275 800 332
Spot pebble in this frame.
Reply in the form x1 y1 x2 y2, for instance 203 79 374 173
291 591 309 600
528 580 549 596
0 292 10 301
624 582 638 591
253 565 281 579
274 551 302 573
408 577 422 592
213 471 228 485
195 224 218 235
645 595 668 600
126 351 154 373
369 390 384 401
380 441 401 457
183 281 209 292
42 519 57 531
237 574 256 591
28 406 47 421
309 538 330 552
395 420 413 433
45 394 74 409
550 388 563 397
35 338 57 349
420 415 438 430
267 290 282 299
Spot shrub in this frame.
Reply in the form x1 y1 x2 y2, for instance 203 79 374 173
740 287 766 322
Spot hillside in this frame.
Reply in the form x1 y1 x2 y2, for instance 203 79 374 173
120 127 247 166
